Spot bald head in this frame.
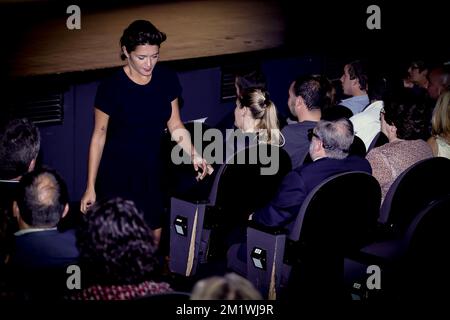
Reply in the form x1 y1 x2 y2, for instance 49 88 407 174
15 168 68 228
428 66 450 100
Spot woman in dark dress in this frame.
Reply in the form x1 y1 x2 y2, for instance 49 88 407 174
80 20 210 245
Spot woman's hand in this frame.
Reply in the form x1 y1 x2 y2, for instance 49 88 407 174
192 153 214 181
80 187 96 213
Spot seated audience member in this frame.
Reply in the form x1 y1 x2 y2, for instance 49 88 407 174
404 60 430 93
427 90 450 158
366 95 433 201
228 87 283 153
0 118 40 265
427 64 450 100
73 197 171 300
338 60 370 115
252 118 371 233
191 273 262 300
350 76 390 150
9 167 79 270
281 75 327 169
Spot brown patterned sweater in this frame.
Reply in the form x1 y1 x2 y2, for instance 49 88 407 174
366 139 433 202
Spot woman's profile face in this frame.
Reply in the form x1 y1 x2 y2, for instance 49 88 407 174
234 99 244 129
125 44 160 77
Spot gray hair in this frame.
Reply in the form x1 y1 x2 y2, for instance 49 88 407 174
314 118 354 159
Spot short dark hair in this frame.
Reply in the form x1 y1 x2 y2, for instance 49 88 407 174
120 20 167 60
292 75 328 111
235 68 267 96
77 197 158 286
0 118 40 180
410 60 430 73
383 93 430 140
347 60 368 91
16 167 68 227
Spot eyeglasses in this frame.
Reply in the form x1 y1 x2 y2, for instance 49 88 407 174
307 128 351 153
307 129 336 151
307 128 320 142
379 108 385 121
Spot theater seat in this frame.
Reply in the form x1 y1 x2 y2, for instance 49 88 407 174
240 171 381 300
345 157 450 300
169 144 291 277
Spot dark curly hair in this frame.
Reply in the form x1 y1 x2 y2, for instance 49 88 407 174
120 20 166 60
383 93 430 140
77 197 158 286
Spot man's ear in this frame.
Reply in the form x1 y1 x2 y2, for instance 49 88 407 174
12 201 20 218
62 204 69 218
296 96 305 109
28 158 36 172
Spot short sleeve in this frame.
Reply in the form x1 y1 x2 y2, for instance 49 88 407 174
164 67 182 103
94 79 116 115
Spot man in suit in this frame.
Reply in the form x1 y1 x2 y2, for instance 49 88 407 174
227 118 372 275
253 117 372 233
10 167 79 270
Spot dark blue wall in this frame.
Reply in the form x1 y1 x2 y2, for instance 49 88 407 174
39 54 323 201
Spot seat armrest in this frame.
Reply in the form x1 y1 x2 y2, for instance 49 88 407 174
247 220 288 235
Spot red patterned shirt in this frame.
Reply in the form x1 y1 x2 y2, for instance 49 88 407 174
71 281 172 300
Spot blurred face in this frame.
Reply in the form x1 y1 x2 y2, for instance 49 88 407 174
427 70 443 99
340 64 355 96
287 82 297 116
408 64 427 85
234 99 244 129
124 44 160 77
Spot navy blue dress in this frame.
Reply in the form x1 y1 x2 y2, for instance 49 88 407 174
95 65 182 229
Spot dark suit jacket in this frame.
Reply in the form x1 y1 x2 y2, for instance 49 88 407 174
253 155 372 233
11 228 79 270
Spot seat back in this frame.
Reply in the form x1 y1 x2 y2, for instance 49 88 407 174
170 144 291 276
212 144 292 222
392 195 450 300
246 171 381 299
162 121 213 202
349 135 367 158
286 172 381 300
379 157 450 235
367 132 388 153
207 144 291 260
